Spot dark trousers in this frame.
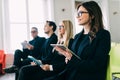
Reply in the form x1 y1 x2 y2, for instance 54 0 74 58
13 49 32 67
18 65 57 80
15 59 32 80
13 49 32 80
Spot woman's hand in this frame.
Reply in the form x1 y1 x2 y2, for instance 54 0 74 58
55 47 73 61
55 46 67 56
41 64 50 71
31 62 50 71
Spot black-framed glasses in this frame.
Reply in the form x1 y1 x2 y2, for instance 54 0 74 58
77 11 89 17
31 31 37 33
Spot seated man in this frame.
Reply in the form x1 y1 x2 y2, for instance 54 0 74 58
4 27 45 73
15 21 58 80
39 21 58 62
17 20 74 80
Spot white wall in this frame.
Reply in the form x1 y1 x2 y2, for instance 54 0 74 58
109 0 120 42
54 0 74 25
53 0 76 35
101 0 109 30
0 0 120 51
0 0 3 49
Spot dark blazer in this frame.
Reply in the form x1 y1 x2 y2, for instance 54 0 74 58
39 33 58 61
38 39 74 80
46 38 74 72
23 36 45 59
17 39 73 80
64 29 111 80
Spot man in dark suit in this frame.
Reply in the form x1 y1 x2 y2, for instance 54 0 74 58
17 21 58 80
4 27 45 73
16 21 58 80
16 21 57 80
39 21 58 61
17 20 74 80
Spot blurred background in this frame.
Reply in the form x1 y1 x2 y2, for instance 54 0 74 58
0 0 120 53
0 0 120 80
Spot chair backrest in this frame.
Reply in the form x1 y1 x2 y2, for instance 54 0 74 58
111 42 117 47
0 50 5 63
106 42 120 80
0 50 6 74
106 55 112 80
110 43 120 80
110 46 120 66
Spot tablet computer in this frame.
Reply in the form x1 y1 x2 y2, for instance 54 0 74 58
28 56 43 67
50 44 67 51
50 44 81 60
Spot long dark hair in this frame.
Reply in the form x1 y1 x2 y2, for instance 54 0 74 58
77 1 104 39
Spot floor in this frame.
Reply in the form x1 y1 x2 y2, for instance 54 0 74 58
0 54 15 80
0 73 15 80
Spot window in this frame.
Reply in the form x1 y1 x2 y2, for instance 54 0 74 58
4 0 53 53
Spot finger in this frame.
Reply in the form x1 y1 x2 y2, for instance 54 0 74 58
41 66 45 70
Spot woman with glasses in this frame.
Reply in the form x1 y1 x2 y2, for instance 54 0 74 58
55 1 111 80
18 20 74 80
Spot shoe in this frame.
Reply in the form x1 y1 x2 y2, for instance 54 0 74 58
3 65 18 73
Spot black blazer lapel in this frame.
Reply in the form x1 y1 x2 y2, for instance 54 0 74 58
46 33 57 53
45 33 55 49
77 35 90 56
71 32 83 53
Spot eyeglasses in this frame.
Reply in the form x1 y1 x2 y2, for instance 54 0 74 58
77 11 89 17
59 26 64 29
31 31 37 33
